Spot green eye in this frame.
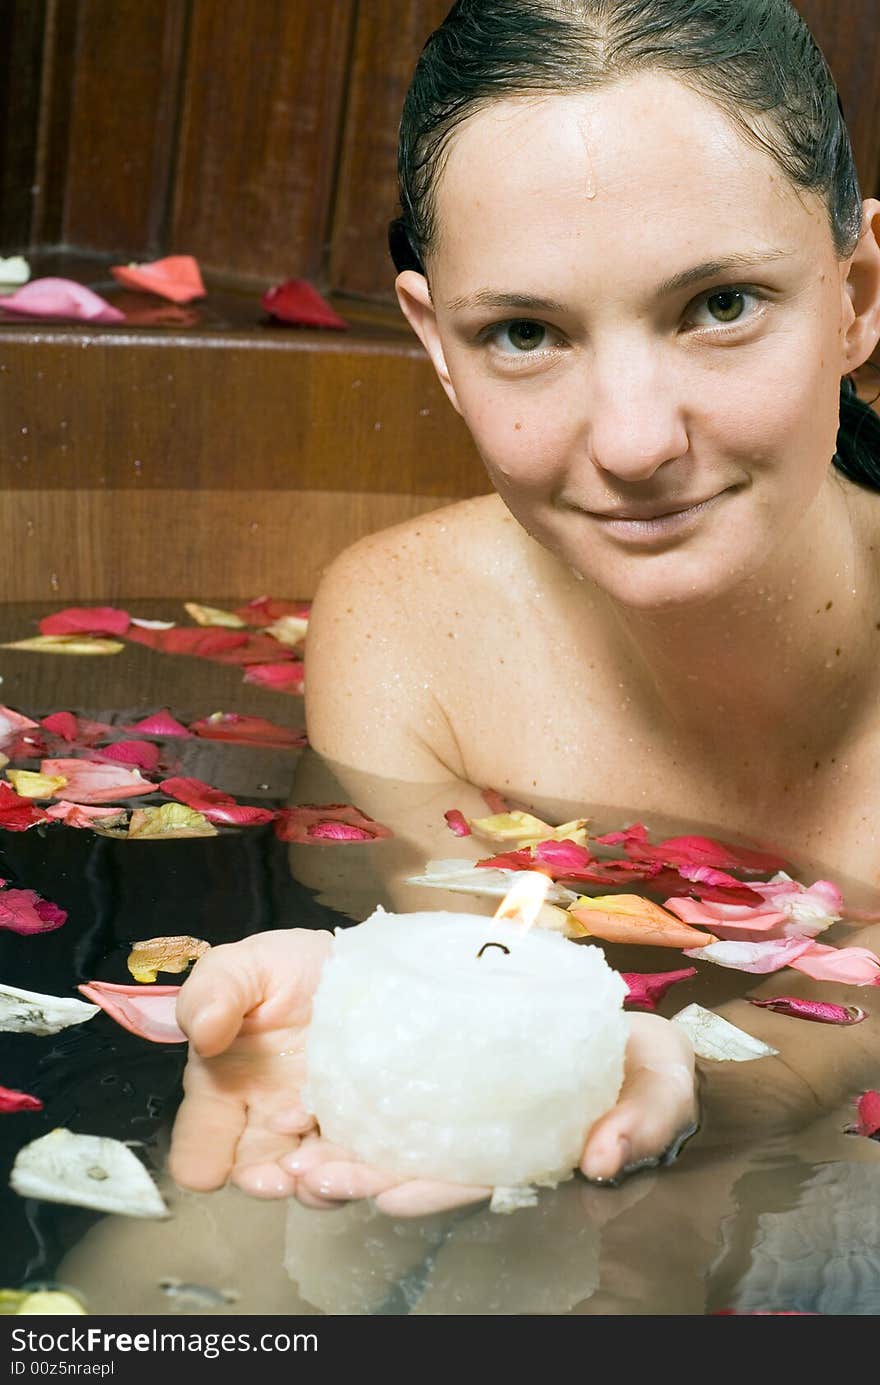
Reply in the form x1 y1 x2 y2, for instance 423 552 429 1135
705 290 745 323
504 320 546 350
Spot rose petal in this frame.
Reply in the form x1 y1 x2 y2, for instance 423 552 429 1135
444 809 472 837
788 941 880 986
78 981 185 1043
125 625 249 658
127 935 211 983
593 823 789 874
748 996 867 1025
0 1085 43 1113
39 712 79 741
38 606 130 637
110 255 205 303
0 983 100 1035
10 1128 169 1217
0 888 67 935
570 896 715 949
0 706 40 739
5 770 68 799
125 710 191 738
242 661 305 694
39 758 153 803
671 1002 779 1061
189 713 307 749
274 803 393 843
182 601 246 628
848 1089 880 1138
0 635 124 655
0 277 124 324
158 776 274 827
92 740 161 773
44 801 128 828
0 782 52 830
261 279 348 329
622 968 698 1013
234 597 310 627
124 804 217 839
683 936 815 973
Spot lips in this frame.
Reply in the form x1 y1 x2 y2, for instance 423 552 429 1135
589 497 717 520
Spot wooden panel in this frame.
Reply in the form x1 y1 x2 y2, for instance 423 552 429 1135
0 488 451 601
0 326 486 494
329 0 451 300
171 0 355 283
61 0 188 254
0 0 46 247
794 0 880 197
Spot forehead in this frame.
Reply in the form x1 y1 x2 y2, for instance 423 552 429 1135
430 73 832 288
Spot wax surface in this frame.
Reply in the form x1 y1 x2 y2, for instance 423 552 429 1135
303 909 628 1187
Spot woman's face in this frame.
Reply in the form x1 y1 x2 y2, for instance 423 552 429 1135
401 73 864 610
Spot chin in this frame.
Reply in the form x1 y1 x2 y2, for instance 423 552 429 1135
566 543 761 612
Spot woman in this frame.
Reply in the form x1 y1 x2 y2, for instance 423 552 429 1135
169 0 880 1216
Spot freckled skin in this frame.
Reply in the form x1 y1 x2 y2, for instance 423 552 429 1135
169 75 880 1220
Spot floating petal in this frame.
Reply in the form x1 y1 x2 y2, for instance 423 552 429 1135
622 968 698 1013
788 942 880 986
39 712 79 741
0 783 51 830
0 1085 42 1113
92 740 160 773
5 771 67 799
444 809 471 837
594 823 789 874
405 859 578 906
234 596 310 627
469 811 589 848
1 1289 87 1315
38 606 130 637
10 1128 169 1217
0 278 124 324
0 889 67 935
683 936 814 973
39 759 153 803
127 935 211 983
748 996 867 1025
189 712 307 749
0 984 99 1035
847 1090 880 1138
125 710 191 738
671 1003 779 1061
125 804 217 839
77 980 185 1044
125 625 248 658
1 635 124 655
274 803 392 843
242 661 305 694
265 614 309 647
570 894 715 948
183 601 246 628
0 706 40 738
44 801 128 829
0 255 31 289
110 254 205 303
261 278 348 329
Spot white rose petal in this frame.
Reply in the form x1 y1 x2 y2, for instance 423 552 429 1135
10 1129 169 1218
671 1002 779 1062
0 984 100 1036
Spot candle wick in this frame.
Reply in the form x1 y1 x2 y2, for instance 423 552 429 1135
476 942 511 959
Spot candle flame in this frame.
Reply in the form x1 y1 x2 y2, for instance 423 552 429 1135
493 871 551 933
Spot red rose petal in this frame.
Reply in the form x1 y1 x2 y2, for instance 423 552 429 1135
234 597 311 627
622 968 698 1012
444 809 472 837
93 740 161 773
125 711 192 738
39 606 131 637
261 279 348 329
0 783 52 831
188 713 307 749
243 661 305 693
0 1085 43 1113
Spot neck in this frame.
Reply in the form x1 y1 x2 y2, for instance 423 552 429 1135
601 475 879 767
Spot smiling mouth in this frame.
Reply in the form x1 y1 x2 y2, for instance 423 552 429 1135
585 490 729 538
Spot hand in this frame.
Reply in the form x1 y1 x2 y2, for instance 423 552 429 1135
168 930 698 1212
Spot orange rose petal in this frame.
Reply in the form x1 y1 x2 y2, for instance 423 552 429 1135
127 935 211 983
110 255 205 303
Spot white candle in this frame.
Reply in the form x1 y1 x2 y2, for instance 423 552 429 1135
303 901 628 1188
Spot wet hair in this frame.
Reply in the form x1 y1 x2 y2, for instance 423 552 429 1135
388 0 880 491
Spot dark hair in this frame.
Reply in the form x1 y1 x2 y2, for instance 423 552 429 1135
389 0 880 491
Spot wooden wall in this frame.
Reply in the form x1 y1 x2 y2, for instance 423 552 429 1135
1 0 879 601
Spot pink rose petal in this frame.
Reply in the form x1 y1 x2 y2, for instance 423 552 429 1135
848 1089 880 1138
125 711 192 738
0 706 40 739
159 776 275 827
0 888 67 935
39 758 154 803
622 968 697 1013
683 936 815 973
444 809 472 837
77 981 186 1044
93 740 161 773
45 801 128 828
748 996 867 1025
39 711 79 741
788 941 880 986
0 277 124 324
234 597 311 627
39 606 131 637
0 1085 43 1113
274 803 393 844
188 713 307 749
242 661 305 693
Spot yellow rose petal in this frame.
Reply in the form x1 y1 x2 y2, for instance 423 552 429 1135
6 770 68 799
183 602 246 628
127 934 211 983
0 635 124 655
125 803 217 839
266 614 309 646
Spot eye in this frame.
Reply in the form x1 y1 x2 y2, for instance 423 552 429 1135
688 287 761 328
487 319 551 354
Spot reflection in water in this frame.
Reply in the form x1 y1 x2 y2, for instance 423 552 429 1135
1 601 879 1314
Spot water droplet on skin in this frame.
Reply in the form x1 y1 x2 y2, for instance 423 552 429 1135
49 572 59 592
20 426 28 435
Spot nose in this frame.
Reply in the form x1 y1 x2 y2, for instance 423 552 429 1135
585 344 690 483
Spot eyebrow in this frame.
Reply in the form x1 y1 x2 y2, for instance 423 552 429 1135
444 250 793 314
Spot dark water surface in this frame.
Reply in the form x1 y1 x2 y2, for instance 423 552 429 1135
1 600 879 1316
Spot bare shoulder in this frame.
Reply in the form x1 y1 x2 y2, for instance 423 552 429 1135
304 495 517 776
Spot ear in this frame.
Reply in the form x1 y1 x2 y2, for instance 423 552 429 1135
841 199 880 373
395 270 463 415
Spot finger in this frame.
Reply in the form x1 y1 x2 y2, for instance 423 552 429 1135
300 1159 403 1202
175 945 264 1056
230 1159 299 1199
294 1184 351 1211
280 1135 355 1175
267 1103 318 1136
167 1074 246 1192
372 1180 491 1217
580 1067 697 1182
